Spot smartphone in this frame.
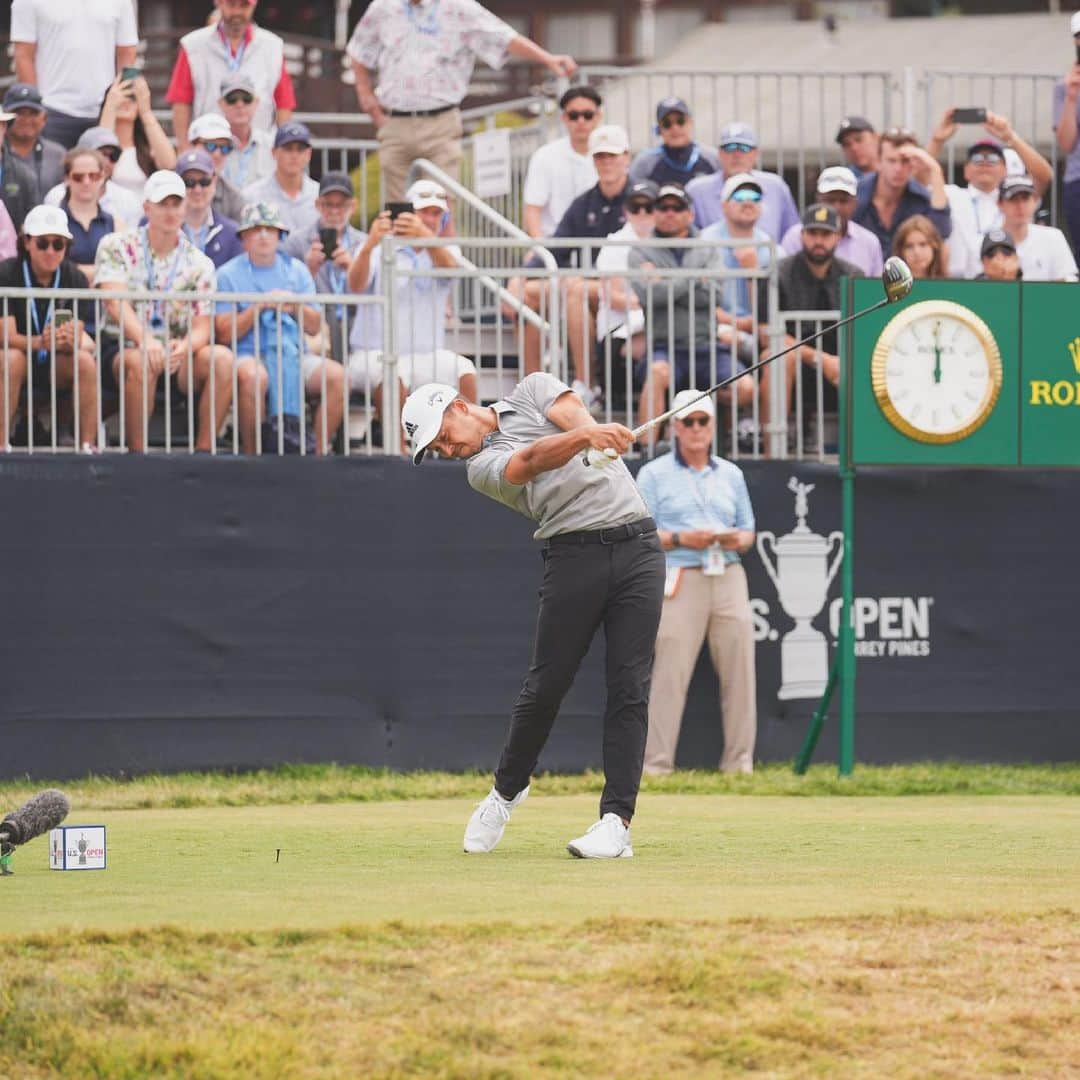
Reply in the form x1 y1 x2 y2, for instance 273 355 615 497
952 107 987 124
51 310 73 328
121 66 141 83
318 227 339 259
386 201 413 220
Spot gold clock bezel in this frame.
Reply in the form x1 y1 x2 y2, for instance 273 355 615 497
871 300 1003 444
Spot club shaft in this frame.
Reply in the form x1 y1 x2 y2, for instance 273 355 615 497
631 296 889 438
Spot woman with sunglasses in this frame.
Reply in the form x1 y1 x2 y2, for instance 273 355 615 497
60 148 121 285
0 205 99 450
217 75 274 191
98 72 177 199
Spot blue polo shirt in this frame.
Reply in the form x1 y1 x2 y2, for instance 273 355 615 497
852 173 952 257
183 210 244 269
636 447 755 568
62 198 114 268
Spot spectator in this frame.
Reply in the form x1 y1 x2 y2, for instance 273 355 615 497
346 180 477 425
218 74 275 191
976 228 1021 282
0 204 17 263
187 114 247 222
780 166 883 277
348 0 577 201
1053 13 1080 255
0 107 43 230
758 205 864 439
99 73 178 198
44 127 142 226
11 0 137 149
927 111 1052 278
95 171 233 453
853 127 951 260
629 182 752 430
685 122 799 241
636 389 757 776
60 148 118 282
522 85 601 239
167 0 296 150
4 83 65 194
242 121 319 235
216 202 345 455
998 174 1079 282
175 149 243 269
629 97 720 188
285 172 367 364
892 215 947 280
0 205 98 449
835 116 879 180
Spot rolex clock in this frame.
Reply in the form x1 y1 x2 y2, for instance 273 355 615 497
871 300 1003 443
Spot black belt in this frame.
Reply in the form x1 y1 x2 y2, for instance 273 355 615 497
385 104 457 118
547 517 656 547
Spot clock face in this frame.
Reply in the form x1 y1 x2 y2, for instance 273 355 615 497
871 300 1003 443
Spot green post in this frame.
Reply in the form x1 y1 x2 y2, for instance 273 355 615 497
837 278 857 776
794 657 838 774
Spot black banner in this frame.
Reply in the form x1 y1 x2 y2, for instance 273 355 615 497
0 456 1075 780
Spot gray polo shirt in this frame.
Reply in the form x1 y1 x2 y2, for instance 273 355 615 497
467 373 649 540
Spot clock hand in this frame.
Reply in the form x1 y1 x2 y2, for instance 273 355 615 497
932 321 942 385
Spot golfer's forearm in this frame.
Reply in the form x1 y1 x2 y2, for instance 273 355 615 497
506 430 591 483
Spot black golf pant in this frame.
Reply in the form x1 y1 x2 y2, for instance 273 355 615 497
494 520 666 821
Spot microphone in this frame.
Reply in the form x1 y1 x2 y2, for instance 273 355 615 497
0 789 70 855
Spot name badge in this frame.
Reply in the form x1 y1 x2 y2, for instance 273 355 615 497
703 544 726 576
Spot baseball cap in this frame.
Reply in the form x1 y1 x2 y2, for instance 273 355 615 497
588 124 629 156
319 171 354 198
655 183 690 206
143 170 188 204
238 202 289 235
175 148 215 176
274 121 312 149
77 126 121 152
220 72 256 98
672 389 715 420
816 165 858 197
1003 148 1025 177
405 179 449 212
980 228 1016 257
999 174 1036 199
22 204 73 240
835 116 875 144
188 113 235 144
1071 10 1080 34
626 179 659 204
967 136 1004 158
718 122 757 149
656 96 691 123
401 382 459 465
720 172 762 202
801 203 842 233
3 83 46 113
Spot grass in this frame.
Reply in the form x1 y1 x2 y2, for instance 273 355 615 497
0 761 1077 812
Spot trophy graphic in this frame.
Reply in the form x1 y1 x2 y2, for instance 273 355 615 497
757 478 844 699
78 834 88 865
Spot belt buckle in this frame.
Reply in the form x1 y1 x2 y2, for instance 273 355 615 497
599 525 622 545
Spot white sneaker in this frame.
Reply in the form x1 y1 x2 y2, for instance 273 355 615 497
566 813 633 859
463 785 529 853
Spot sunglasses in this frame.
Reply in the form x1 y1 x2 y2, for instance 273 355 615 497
33 237 67 252
660 115 687 129
968 152 1003 164
69 171 102 183
719 142 753 153
98 147 121 163
183 175 213 188
565 109 596 122
655 202 687 212
882 126 918 142
199 140 233 155
627 202 654 215
730 188 762 203
224 92 254 105
678 415 710 428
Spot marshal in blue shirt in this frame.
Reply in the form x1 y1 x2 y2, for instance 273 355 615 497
636 447 755 568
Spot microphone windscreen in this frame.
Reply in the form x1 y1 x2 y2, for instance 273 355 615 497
0 789 70 846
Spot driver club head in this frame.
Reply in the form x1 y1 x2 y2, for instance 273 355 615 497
882 256 914 303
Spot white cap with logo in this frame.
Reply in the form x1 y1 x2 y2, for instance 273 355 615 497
22 204 73 240
816 165 858 198
719 172 763 203
401 382 459 464
405 179 449 213
672 389 716 420
143 170 187 204
588 124 630 156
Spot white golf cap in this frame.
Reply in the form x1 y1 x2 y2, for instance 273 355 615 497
188 112 236 144
816 165 858 197
143 170 187 203
22 204 73 240
1071 10 1080 34
588 124 630 156
402 382 459 465
405 179 449 212
1003 147 1025 177
672 389 715 420
720 172 763 203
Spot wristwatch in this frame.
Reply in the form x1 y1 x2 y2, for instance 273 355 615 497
670 533 681 548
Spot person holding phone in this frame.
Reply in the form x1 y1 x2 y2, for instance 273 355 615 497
1053 12 1080 255
0 205 99 450
98 71 177 199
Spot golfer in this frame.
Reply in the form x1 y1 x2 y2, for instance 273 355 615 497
402 374 665 858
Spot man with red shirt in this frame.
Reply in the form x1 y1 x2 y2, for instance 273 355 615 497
166 0 295 150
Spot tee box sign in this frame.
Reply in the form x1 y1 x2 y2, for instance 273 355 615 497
49 825 107 870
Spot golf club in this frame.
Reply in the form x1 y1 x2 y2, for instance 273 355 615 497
584 257 914 465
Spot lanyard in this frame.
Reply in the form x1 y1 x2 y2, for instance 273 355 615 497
22 260 60 359
685 461 722 526
141 230 184 329
404 0 440 35
660 144 701 175
218 25 248 72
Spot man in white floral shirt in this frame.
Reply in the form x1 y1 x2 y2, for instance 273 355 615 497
95 170 234 452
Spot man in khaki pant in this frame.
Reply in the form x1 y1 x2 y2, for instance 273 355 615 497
636 390 758 774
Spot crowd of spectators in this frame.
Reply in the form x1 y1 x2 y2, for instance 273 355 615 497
1 0 1078 454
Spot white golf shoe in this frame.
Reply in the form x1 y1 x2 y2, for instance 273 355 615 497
463 785 529 853
566 813 633 859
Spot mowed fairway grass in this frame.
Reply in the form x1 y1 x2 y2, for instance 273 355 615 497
0 767 1077 1078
